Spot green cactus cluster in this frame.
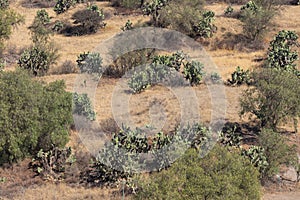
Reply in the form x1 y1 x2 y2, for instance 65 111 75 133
228 66 251 86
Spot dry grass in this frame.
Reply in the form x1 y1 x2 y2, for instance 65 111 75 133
1 1 300 199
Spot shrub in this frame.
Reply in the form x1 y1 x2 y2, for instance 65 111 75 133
54 0 76 14
242 145 269 176
210 72 222 84
240 68 300 131
110 0 143 9
72 92 96 121
239 0 276 42
258 128 298 181
0 70 72 165
128 68 151 93
154 0 216 38
18 44 58 76
104 49 155 78
76 52 103 76
121 20 133 31
142 0 169 26
135 145 261 200
266 30 299 76
68 7 106 35
183 61 205 86
227 66 251 86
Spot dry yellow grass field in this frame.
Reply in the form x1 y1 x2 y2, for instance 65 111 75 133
1 1 300 199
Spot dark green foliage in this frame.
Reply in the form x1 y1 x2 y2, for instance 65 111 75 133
242 145 269 176
72 92 96 121
266 30 299 76
239 0 275 41
0 70 72 165
227 66 251 86
240 69 300 131
258 129 298 180
30 147 75 180
135 145 261 200
18 44 58 76
76 52 103 76
183 61 205 86
219 122 242 147
54 0 75 14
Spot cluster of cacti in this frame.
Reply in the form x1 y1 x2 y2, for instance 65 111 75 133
267 30 299 77
224 5 234 16
88 123 213 186
76 52 103 76
72 92 96 121
30 9 51 44
227 66 251 86
54 0 76 14
210 72 222 84
52 20 64 32
87 4 105 19
128 52 205 93
241 0 259 12
193 10 217 38
121 20 133 31
0 0 9 9
30 147 75 180
219 122 242 147
142 0 169 26
242 145 269 174
18 46 51 76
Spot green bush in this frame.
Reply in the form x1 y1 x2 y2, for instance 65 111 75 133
224 5 234 16
0 70 72 165
151 51 186 71
210 72 222 84
72 92 96 121
240 68 300 131
135 145 261 200
258 128 298 180
183 61 205 86
192 10 217 38
227 66 251 86
76 52 103 76
67 7 106 35
266 30 299 76
52 20 64 32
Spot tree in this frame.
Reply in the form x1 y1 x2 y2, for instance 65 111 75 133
0 9 24 54
239 0 276 42
29 9 51 44
240 68 300 131
266 30 299 76
135 145 261 200
258 128 298 181
0 70 72 165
